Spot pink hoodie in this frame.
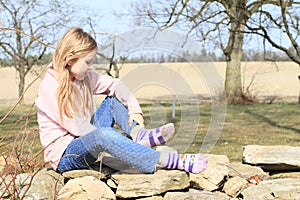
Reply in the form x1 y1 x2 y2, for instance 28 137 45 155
35 67 142 170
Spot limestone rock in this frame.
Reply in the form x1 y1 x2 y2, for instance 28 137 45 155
243 145 300 171
228 162 269 180
0 175 13 199
15 173 32 188
0 155 21 175
15 173 33 198
164 189 231 200
107 178 118 189
57 176 115 200
0 155 5 175
23 168 64 200
112 169 189 198
270 171 300 179
3 147 300 200
0 157 31 198
190 154 229 191
223 176 248 197
139 196 164 200
62 169 105 179
241 178 300 200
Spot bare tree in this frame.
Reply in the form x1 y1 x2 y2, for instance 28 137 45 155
232 0 300 103
102 43 123 78
245 0 300 64
130 0 300 104
96 42 127 78
0 0 84 102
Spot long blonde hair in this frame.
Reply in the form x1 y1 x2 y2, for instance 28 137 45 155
52 27 97 121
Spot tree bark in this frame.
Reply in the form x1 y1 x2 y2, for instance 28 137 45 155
225 50 243 104
298 75 300 104
18 65 25 104
224 11 245 104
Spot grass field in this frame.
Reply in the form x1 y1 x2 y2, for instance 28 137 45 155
142 102 300 162
1 102 299 172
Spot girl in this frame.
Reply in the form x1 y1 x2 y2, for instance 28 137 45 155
35 27 207 174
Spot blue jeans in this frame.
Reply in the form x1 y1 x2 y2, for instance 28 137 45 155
57 97 160 173
92 96 137 137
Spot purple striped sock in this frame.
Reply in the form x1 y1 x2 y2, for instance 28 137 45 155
134 123 174 147
160 153 208 174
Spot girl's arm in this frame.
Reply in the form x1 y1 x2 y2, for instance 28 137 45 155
88 71 143 115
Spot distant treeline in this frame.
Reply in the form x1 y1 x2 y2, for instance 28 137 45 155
0 49 292 66
96 49 292 63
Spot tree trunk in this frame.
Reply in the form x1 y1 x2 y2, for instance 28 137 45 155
18 66 25 104
225 44 243 104
225 27 243 104
298 75 300 104
224 6 245 104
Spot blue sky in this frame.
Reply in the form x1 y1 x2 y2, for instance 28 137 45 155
68 0 292 55
70 0 133 34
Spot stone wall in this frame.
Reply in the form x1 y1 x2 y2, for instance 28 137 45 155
1 146 300 199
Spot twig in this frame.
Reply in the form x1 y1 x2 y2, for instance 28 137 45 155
0 27 54 49
0 73 41 124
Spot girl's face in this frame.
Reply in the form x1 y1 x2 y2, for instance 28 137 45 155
68 49 97 81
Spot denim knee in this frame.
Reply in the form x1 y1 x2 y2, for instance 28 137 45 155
57 138 96 173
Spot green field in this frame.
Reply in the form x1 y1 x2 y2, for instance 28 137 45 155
0 102 299 172
141 102 300 162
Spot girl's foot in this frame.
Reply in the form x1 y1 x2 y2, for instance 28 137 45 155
132 123 175 147
158 152 207 174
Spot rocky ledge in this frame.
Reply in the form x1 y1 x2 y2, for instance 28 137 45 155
1 145 300 200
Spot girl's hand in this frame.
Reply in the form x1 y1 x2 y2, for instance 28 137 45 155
129 113 145 128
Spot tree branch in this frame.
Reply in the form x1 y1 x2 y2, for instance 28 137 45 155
0 27 54 49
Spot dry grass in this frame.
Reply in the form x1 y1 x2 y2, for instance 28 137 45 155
0 103 43 176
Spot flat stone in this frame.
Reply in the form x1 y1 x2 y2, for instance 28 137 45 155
243 145 300 171
241 178 300 200
164 189 231 200
62 169 106 179
138 196 164 200
228 162 269 180
270 171 300 179
113 169 189 198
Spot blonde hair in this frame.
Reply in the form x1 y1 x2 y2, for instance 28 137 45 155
52 27 97 121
